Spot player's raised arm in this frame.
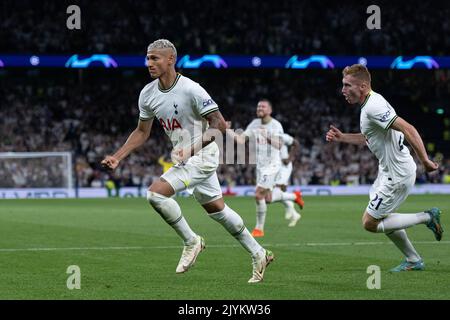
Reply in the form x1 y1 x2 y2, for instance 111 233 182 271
325 125 366 145
101 119 153 170
390 117 438 172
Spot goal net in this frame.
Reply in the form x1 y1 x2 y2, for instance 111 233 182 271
0 152 73 189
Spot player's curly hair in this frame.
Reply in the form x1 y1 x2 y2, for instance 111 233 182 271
147 39 177 60
342 64 371 84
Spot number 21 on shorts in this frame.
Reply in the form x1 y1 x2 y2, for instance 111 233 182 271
369 193 383 210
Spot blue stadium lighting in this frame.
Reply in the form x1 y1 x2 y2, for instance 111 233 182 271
251 56 262 67
0 54 450 69
358 57 368 66
176 55 228 68
390 56 439 69
29 55 40 66
285 55 335 69
65 54 118 68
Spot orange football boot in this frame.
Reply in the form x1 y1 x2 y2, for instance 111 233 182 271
251 228 265 238
294 191 305 209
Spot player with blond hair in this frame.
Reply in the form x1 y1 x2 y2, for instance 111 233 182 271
326 64 443 271
101 39 273 283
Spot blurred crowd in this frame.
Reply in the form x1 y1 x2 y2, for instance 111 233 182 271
1 0 449 55
1 69 449 188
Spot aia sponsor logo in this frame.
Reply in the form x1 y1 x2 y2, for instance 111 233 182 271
159 118 182 131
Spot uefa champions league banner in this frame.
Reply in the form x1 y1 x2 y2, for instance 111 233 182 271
1 185 450 199
0 54 449 69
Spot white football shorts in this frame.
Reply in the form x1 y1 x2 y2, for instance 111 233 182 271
256 164 282 190
274 162 292 186
161 145 222 205
366 174 415 219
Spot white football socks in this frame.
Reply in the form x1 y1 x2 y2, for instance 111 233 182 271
271 188 296 202
255 199 267 230
209 205 264 257
386 229 421 263
376 212 431 233
147 191 197 245
283 200 295 210
282 200 296 218
374 212 430 263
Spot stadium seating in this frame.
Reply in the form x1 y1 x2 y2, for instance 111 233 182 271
1 69 448 187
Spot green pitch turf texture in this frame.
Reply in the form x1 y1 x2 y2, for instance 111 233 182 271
0 195 449 300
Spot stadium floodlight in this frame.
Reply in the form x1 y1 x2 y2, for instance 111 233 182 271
0 152 73 191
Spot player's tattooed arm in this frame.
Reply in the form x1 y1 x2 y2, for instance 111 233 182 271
205 110 227 133
197 110 227 149
390 117 438 172
173 111 227 163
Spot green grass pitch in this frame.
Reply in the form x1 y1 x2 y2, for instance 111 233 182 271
0 195 449 299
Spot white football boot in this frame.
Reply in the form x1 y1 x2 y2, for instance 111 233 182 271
176 235 205 273
248 249 275 283
288 211 301 227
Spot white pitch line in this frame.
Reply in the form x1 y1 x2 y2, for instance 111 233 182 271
0 240 449 253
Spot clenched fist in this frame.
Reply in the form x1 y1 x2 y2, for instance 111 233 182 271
422 159 439 172
171 148 191 165
326 125 344 142
101 155 120 170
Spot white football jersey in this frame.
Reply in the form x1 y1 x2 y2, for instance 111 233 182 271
360 90 416 183
138 73 219 167
243 117 284 170
280 133 294 160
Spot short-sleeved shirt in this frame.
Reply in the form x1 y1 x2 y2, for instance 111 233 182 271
138 73 219 166
243 117 284 169
360 90 416 183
